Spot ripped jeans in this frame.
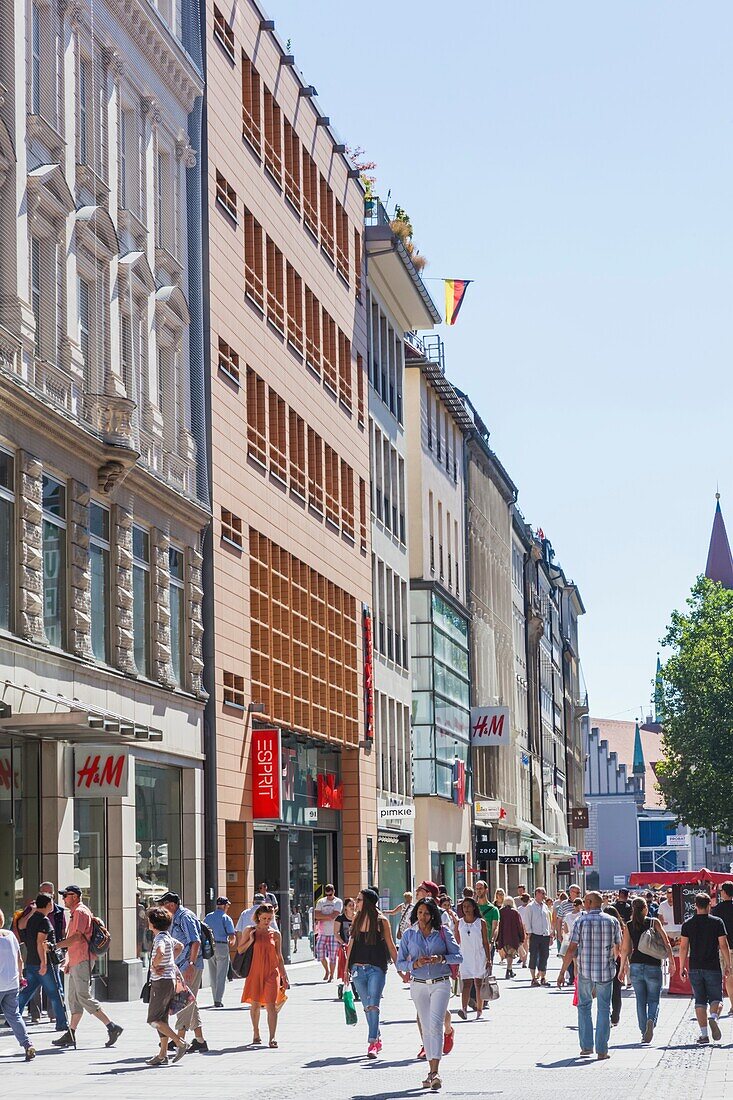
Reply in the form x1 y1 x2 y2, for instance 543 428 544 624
350 964 387 1043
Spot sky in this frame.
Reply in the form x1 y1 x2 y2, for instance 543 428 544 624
266 0 733 718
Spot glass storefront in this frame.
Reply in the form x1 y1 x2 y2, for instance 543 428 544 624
377 833 410 936
0 738 40 914
135 762 182 906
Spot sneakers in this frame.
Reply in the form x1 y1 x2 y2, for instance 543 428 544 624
105 1023 124 1048
172 1041 190 1063
597 1052 610 1061
709 1017 722 1042
52 1030 76 1049
442 1029 454 1055
696 1035 710 1045
213 1001 224 1008
367 1042 378 1059
642 1019 654 1044
189 1038 209 1053
24 1046 36 1062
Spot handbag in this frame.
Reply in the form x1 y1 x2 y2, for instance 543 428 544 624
231 943 253 979
140 963 151 1004
168 969 195 1016
440 928 460 980
484 975 500 1001
638 919 667 960
343 985 358 1025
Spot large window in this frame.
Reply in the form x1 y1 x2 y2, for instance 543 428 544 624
169 546 185 687
0 450 14 630
42 476 66 648
132 525 150 676
89 502 110 662
135 763 182 908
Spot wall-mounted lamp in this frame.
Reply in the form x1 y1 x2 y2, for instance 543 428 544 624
247 702 265 713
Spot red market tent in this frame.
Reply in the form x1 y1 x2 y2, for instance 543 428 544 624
628 868 731 887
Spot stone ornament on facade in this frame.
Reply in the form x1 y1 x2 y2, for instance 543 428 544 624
141 95 162 127
68 480 94 659
112 504 136 674
151 527 176 689
186 545 207 699
176 135 197 168
102 45 124 79
16 451 45 643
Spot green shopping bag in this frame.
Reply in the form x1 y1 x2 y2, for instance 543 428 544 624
343 987 358 1025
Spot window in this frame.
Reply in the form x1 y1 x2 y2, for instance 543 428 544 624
286 264 303 355
223 670 245 709
307 428 323 512
305 288 321 374
78 57 90 165
244 209 264 310
31 238 41 354
354 228 362 298
156 151 170 247
341 460 354 539
263 88 282 185
265 237 285 332
283 120 300 211
42 476 66 648
319 177 334 260
335 201 349 282
169 547 185 688
324 445 340 527
215 170 237 222
221 508 243 549
268 389 287 482
0 449 14 630
302 150 318 237
356 353 365 427
338 331 352 409
217 337 240 386
427 389 433 450
31 3 41 115
135 763 182 904
359 478 367 553
89 502 110 663
132 524 151 677
288 410 306 498
322 308 337 394
119 108 128 208
78 276 91 382
241 51 261 153
246 367 267 466
213 5 235 61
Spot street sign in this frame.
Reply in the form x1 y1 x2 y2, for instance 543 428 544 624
613 875 626 886
475 828 498 861
499 855 529 865
470 706 511 746
305 807 318 823
578 850 593 867
569 807 589 829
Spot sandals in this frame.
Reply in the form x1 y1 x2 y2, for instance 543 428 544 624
252 1034 261 1045
422 1072 442 1090
457 1010 467 1020
269 1039 278 1048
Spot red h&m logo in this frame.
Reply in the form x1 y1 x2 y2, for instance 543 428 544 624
74 748 130 798
252 728 282 820
470 706 511 746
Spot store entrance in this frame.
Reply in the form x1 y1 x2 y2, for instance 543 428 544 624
0 737 40 913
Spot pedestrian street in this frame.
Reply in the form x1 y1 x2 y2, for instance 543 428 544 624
2 951 732 1098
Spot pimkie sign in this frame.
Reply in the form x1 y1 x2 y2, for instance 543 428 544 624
252 728 282 820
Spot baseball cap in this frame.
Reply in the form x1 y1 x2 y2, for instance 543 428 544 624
61 885 82 897
418 880 440 899
253 892 265 902
216 896 230 905
158 891 181 905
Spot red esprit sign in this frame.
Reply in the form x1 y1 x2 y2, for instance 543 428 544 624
578 850 594 867
252 728 282 820
362 607 375 741
470 706 511 746
74 747 130 797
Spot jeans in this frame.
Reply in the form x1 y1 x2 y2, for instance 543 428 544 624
630 963 663 1033
689 967 723 1008
529 934 551 973
577 975 613 1055
208 942 230 1004
410 977 451 1061
350 964 386 1043
18 966 68 1030
0 988 31 1050
611 957 622 1022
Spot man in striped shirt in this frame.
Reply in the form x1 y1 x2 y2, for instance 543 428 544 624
557 891 621 1060
555 885 581 983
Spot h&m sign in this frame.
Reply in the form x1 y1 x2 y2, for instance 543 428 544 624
470 706 510 746
74 747 130 798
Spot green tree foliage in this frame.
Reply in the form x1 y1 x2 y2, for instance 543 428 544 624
656 576 733 842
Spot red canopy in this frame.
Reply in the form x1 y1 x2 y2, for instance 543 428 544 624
628 867 731 887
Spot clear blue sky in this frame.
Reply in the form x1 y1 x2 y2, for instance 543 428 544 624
267 0 733 718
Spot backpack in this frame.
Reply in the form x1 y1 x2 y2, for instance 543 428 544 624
198 918 215 961
89 914 111 955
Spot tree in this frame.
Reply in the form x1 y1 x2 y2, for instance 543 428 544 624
656 576 733 842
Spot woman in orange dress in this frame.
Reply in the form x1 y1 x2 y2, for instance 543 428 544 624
240 903 289 1047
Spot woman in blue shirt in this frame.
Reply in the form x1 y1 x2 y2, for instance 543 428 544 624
397 897 462 1091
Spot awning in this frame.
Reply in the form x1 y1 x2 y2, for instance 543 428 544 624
519 820 555 845
629 868 732 887
0 680 162 742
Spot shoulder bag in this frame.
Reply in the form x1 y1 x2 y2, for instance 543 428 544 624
440 927 460 980
638 918 667 960
231 941 254 979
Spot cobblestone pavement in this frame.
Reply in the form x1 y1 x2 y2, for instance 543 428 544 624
1 952 732 1098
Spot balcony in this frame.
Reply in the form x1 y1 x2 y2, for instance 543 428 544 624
364 196 440 330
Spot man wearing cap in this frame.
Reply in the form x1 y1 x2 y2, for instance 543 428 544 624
52 886 123 1050
314 884 343 981
235 892 279 940
159 892 208 1053
204 897 236 1007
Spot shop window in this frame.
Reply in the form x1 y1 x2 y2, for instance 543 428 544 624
216 170 238 222
89 502 110 663
223 670 245 709
42 475 66 648
132 524 151 676
241 51 261 153
213 5 235 61
0 449 14 629
221 508 243 549
169 546 185 687
73 797 106 940
217 337 240 386
135 762 182 911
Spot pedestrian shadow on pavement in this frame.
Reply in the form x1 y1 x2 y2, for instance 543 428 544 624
536 1057 597 1068
351 1091 425 1100
303 1055 366 1068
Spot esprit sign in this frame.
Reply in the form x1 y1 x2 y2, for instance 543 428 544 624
470 706 510 746
74 747 130 798
252 728 282 820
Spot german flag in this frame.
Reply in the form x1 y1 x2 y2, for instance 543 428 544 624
444 279 471 326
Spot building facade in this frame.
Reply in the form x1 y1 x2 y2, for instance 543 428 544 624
364 202 440 911
405 335 472 898
0 0 207 998
204 0 374 960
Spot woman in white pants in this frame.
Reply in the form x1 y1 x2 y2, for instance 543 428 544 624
397 898 462 1091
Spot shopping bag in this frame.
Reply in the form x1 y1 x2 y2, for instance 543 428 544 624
275 981 288 1014
343 987 358 1025
484 976 500 1001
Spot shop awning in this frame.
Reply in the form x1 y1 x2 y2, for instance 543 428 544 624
629 867 732 887
0 681 162 742
519 820 555 845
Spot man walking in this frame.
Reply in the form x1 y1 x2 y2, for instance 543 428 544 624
204 896 236 1007
679 892 731 1044
557 890 621 1060
235 892 279 935
314 884 342 982
614 888 633 924
524 887 553 986
159 892 208 1052
555 884 581 984
52 886 123 1049
257 882 279 912
0 908 35 1061
711 881 733 1015
17 893 69 1035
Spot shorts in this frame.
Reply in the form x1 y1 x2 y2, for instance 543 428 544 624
67 960 102 1016
147 978 175 1024
689 967 723 1008
315 934 339 961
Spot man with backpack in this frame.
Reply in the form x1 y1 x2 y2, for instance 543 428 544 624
159 892 209 1053
52 885 123 1049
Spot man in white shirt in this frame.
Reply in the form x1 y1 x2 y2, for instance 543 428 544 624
314 884 342 981
235 893 279 943
658 888 680 940
524 887 553 986
0 908 35 1061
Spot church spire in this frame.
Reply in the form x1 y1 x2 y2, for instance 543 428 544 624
705 494 733 589
632 721 645 775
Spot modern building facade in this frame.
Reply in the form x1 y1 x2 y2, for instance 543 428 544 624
405 335 472 898
0 0 208 998
364 201 440 911
204 0 374 960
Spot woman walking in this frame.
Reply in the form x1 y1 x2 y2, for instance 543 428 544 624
145 906 189 1066
346 888 397 1058
240 903 289 1047
603 905 627 1026
456 897 491 1017
385 891 414 940
335 898 355 997
620 896 675 1044
560 897 584 985
497 896 525 979
397 897 462 1091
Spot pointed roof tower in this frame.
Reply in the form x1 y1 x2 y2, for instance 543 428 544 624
632 722 645 775
705 494 733 589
